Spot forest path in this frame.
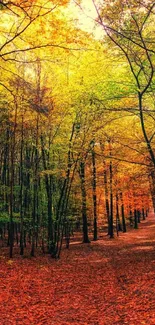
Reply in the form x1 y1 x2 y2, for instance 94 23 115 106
0 212 155 325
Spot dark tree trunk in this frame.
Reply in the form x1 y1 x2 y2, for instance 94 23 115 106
116 193 122 233
134 209 138 229
31 119 39 257
104 167 110 235
9 98 18 258
91 142 97 241
41 135 53 252
149 170 155 213
80 161 90 243
129 210 133 226
137 210 141 223
109 143 113 239
142 208 145 220
120 192 126 233
20 115 24 256
109 161 114 238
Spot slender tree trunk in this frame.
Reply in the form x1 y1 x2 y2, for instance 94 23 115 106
103 167 110 235
129 209 133 226
41 135 53 252
31 117 39 257
20 115 24 255
31 61 41 256
23 146 31 250
134 209 138 229
92 142 97 241
2 128 10 214
80 161 90 243
142 208 145 220
116 193 122 233
109 142 114 238
120 192 126 233
100 143 110 235
9 147 14 258
9 97 18 258
137 210 141 223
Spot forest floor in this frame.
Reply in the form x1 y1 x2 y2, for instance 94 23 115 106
0 213 155 325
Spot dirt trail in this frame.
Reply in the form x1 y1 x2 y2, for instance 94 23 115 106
0 213 155 325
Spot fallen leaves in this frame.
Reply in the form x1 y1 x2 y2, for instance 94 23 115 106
0 214 155 324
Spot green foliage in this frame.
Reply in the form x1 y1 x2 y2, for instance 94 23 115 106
0 211 9 223
0 3 4 10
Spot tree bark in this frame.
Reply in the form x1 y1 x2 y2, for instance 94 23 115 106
80 161 90 243
109 141 114 239
92 142 97 241
120 192 126 233
116 193 122 233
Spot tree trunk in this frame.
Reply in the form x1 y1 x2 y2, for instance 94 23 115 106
116 193 122 233
120 192 126 233
142 208 145 220
80 161 90 243
92 142 97 241
41 136 53 252
103 167 110 235
134 209 138 229
9 97 18 258
109 142 114 239
20 115 24 255
149 170 155 212
31 120 39 257
137 210 141 223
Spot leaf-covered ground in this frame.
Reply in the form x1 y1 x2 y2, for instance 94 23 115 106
0 213 155 325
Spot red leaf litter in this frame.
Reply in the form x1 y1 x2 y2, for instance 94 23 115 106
0 213 155 325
